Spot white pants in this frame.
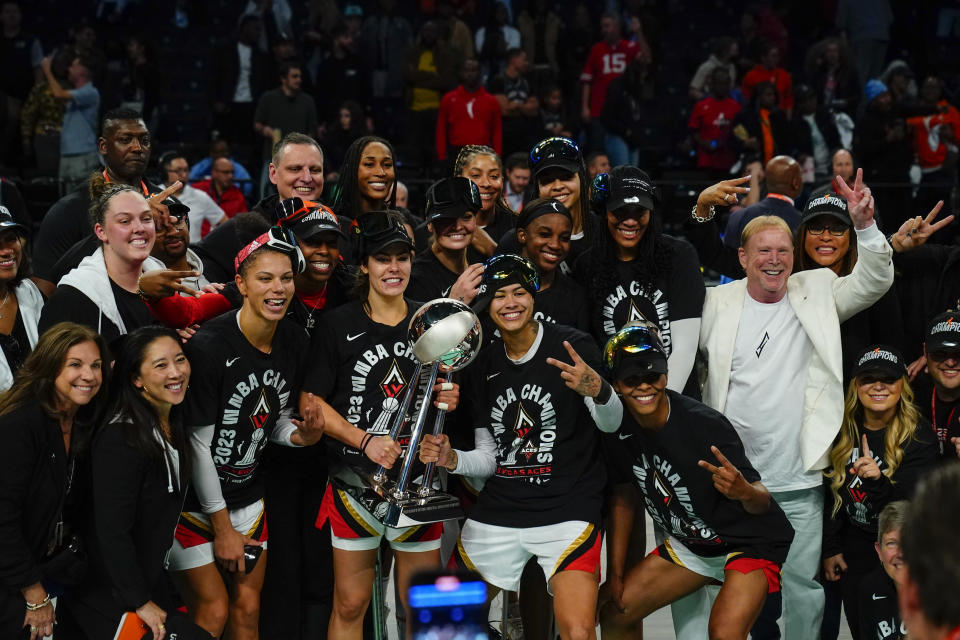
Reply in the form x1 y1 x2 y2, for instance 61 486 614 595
668 486 825 639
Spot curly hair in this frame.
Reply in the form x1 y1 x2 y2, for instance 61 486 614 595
824 375 920 517
330 136 396 219
453 144 515 222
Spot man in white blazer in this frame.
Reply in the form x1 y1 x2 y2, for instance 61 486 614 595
694 172 892 639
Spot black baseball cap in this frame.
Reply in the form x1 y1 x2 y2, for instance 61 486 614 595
472 254 540 313
801 193 851 227
604 322 668 381
0 206 27 235
925 311 960 353
516 198 570 229
291 202 346 240
357 210 414 258
529 137 581 177
425 177 481 222
851 345 907 379
606 166 657 212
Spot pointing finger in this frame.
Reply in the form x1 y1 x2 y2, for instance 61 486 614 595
861 434 872 459
150 181 182 202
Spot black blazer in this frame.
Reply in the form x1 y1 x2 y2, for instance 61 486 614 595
209 39 269 105
72 419 186 617
0 404 69 594
790 108 841 160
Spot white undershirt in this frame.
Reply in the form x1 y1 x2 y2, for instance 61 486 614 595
234 42 253 103
724 294 821 491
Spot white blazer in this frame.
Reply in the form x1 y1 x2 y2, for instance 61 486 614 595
698 224 894 473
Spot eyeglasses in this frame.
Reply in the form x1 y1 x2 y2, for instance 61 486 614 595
603 324 664 374
807 224 849 237
529 137 581 169
482 254 540 292
234 226 297 272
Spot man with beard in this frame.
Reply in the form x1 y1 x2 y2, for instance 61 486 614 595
149 213 210 292
32 107 163 295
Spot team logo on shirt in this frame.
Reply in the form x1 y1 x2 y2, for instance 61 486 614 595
601 281 672 353
632 452 721 545
346 340 418 431
874 618 906 639
214 369 291 482
844 446 885 526
490 385 557 484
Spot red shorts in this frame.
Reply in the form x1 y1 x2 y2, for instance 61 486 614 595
652 539 782 594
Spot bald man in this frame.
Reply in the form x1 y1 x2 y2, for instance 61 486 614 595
723 155 803 249
809 149 855 201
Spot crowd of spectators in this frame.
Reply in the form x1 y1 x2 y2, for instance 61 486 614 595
0 1 959 640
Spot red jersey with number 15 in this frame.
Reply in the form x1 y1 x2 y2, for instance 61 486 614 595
580 40 640 117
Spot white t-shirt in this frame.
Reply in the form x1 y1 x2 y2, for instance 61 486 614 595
234 42 253 103
724 294 821 492
168 184 226 243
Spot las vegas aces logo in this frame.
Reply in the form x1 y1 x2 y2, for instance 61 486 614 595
502 402 536 466
369 359 408 434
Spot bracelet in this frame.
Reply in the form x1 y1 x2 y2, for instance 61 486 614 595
690 204 716 223
360 433 374 454
136 275 155 301
25 594 51 611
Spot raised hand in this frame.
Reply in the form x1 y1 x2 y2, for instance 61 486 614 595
698 445 753 501
148 182 182 229
137 270 202 299
851 434 882 479
696 174 752 209
847 186 876 230
546 340 603 398
449 263 486 304
835 167 866 208
889 200 955 253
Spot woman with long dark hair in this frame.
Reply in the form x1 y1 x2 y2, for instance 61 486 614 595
330 135 398 264
0 323 109 640
63 326 202 640
822 345 939 639
453 144 517 258
574 166 704 393
0 209 43 390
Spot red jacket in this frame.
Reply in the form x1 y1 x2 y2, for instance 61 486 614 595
435 85 502 160
193 179 247 218
908 100 960 170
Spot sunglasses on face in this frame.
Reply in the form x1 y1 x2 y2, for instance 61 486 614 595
529 137 580 170
482 254 540 292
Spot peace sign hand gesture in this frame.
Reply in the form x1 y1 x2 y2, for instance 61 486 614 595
851 434 882 480
889 200 956 253
148 181 182 230
546 340 603 398
698 446 753 501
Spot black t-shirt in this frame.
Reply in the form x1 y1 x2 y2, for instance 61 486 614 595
304 299 428 484
534 272 590 331
413 208 516 265
182 311 308 511
407 250 461 302
826 420 939 535
497 213 595 271
462 322 607 527
574 235 705 351
38 281 157 343
857 566 905 639
32 187 90 281
285 267 352 336
604 390 794 561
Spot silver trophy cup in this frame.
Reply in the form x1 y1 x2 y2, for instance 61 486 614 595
364 298 482 527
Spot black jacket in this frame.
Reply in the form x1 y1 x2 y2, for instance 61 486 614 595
193 199 275 283
892 243 960 362
68 419 186 624
731 107 791 163
0 405 71 592
601 75 646 147
209 39 269 105
790 108 841 160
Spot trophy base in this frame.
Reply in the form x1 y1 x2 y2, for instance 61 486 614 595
361 473 464 526
383 491 463 528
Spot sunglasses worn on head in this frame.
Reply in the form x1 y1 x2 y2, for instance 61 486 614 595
529 137 580 168
483 254 540 292
234 226 297 272
603 325 664 373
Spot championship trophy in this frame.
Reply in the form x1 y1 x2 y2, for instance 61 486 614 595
364 298 483 527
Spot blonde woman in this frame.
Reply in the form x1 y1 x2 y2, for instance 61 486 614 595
822 344 939 639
